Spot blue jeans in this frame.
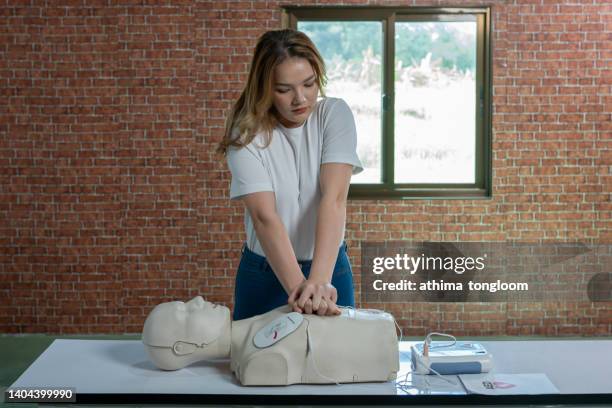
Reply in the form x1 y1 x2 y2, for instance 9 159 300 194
233 241 356 320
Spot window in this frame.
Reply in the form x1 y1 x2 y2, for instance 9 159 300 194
284 6 492 199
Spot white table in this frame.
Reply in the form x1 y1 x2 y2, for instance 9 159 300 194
7 339 612 404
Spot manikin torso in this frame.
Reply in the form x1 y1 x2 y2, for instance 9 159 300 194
142 297 399 386
231 305 399 385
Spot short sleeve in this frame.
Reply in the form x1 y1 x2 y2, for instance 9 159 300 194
321 98 364 175
226 144 274 200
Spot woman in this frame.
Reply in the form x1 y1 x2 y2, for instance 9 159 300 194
217 29 364 320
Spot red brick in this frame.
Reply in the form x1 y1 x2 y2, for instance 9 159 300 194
1 1 608 336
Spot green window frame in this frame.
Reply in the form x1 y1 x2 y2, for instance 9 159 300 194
283 6 493 199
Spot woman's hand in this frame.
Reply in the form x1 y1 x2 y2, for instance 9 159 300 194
288 279 341 316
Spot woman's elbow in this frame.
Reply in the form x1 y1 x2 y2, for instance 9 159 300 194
321 194 347 211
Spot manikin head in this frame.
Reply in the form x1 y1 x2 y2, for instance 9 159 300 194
142 296 231 370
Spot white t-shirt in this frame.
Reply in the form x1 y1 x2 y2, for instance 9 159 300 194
226 97 364 260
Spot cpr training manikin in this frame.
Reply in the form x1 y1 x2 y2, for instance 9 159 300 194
141 296 400 386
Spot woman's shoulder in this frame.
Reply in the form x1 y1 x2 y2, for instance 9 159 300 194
316 96 353 124
317 96 349 112
228 126 268 149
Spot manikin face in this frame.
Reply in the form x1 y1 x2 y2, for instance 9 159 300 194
176 296 227 343
142 296 231 369
144 296 229 347
272 56 319 128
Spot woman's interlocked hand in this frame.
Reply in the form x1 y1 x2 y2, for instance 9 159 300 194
288 279 341 316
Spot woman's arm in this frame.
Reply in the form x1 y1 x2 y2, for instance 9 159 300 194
241 191 305 294
310 163 352 282
289 163 353 315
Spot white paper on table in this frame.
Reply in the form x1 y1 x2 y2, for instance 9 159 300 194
458 373 560 395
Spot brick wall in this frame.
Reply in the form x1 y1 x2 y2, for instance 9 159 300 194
1 0 610 335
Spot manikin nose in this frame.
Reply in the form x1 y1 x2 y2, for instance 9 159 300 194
187 296 205 308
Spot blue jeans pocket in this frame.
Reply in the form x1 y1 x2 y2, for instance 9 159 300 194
237 253 263 274
332 265 351 278
331 254 355 308
332 251 352 278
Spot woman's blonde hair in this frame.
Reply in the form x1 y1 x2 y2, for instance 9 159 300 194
216 29 327 156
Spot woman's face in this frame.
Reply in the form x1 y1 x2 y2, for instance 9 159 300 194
272 56 319 128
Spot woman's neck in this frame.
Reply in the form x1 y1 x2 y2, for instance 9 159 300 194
275 111 304 129
279 118 304 128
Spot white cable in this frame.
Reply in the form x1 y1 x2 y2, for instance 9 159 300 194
337 305 405 345
337 305 442 392
396 332 460 392
411 342 460 385
303 306 459 389
425 332 457 350
303 305 402 385
304 318 341 385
